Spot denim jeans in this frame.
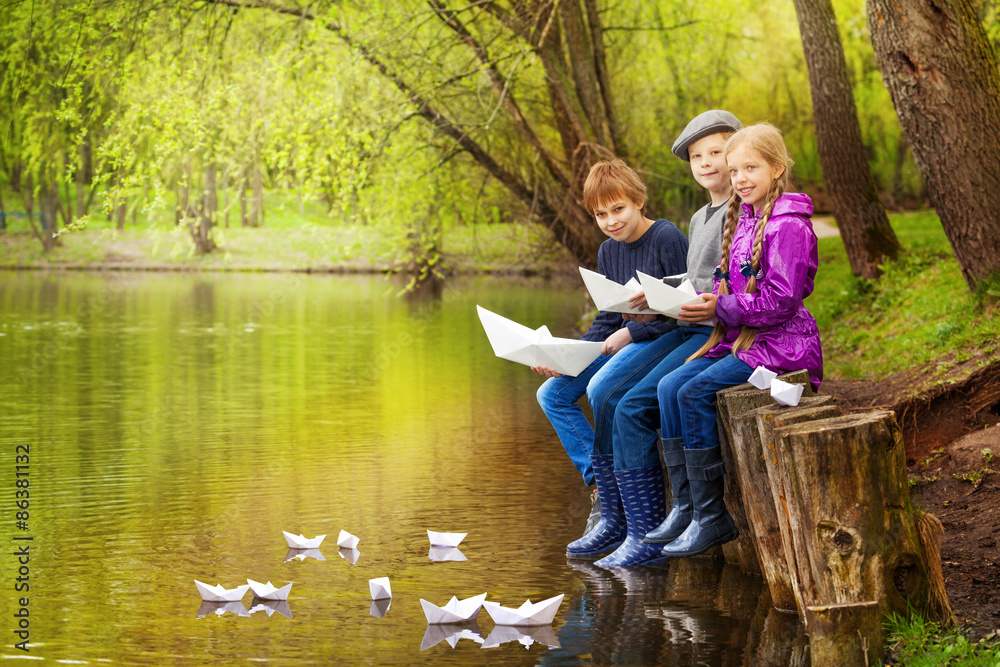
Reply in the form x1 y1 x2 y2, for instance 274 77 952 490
657 353 754 450
610 327 712 470
536 342 651 485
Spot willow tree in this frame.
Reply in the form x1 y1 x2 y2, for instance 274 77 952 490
204 0 628 267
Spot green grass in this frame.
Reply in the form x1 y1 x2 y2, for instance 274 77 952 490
885 612 1000 666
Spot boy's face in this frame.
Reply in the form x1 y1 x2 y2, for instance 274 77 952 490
593 196 646 243
688 133 731 198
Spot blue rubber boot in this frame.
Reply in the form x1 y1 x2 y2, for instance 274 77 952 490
593 464 669 568
566 454 626 557
644 438 692 544
661 446 738 558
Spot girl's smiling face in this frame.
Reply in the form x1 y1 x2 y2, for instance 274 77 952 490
727 144 784 213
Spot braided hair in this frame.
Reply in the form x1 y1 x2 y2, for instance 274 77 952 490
688 123 794 361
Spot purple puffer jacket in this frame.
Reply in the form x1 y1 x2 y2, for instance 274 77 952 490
708 193 823 390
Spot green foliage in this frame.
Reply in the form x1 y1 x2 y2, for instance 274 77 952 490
885 612 1000 666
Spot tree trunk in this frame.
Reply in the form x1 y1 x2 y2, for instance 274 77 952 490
793 0 902 280
116 200 127 231
40 184 60 251
250 167 263 228
76 136 91 219
867 0 1000 290
805 601 882 667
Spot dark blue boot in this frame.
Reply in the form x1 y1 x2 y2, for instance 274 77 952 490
594 464 669 568
643 437 692 544
566 454 626 557
660 446 738 558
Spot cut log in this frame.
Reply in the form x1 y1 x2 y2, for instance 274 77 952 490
804 601 882 667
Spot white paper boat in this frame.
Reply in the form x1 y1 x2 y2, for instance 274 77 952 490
420 593 488 624
482 594 565 626
248 599 292 618
247 579 293 601
427 530 467 548
635 272 704 320
482 624 561 649
194 580 249 602
748 366 777 390
419 622 485 651
579 267 648 314
369 577 392 600
370 598 391 618
428 546 468 562
771 378 804 407
338 547 361 564
284 547 326 563
196 600 249 618
337 530 360 549
477 306 603 377
282 530 326 549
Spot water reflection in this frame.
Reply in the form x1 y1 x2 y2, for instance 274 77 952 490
196 600 249 619
249 599 293 618
370 598 392 618
420 622 485 650
428 546 467 561
284 547 326 562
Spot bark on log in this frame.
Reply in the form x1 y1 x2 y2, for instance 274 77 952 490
804 601 882 667
731 396 839 613
774 411 931 618
715 370 813 574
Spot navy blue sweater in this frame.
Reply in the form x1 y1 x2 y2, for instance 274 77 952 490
581 218 689 343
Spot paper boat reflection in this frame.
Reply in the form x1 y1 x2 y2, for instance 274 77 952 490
284 547 326 562
338 547 361 564
196 600 249 618
427 529 467 548
247 578 292 601
248 599 293 618
428 546 467 562
482 594 565 626
420 622 485 651
420 593 488 624
194 580 249 602
482 624 561 649
337 530 360 549
282 530 326 549
370 598 391 618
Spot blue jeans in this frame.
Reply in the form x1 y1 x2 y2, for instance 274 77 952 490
536 342 651 485
657 354 754 450
610 327 712 470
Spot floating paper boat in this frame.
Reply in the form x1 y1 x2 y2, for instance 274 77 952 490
771 378 804 407
635 272 705 320
282 530 326 549
579 267 648 314
420 593 488 624
419 622 485 651
748 366 777 390
283 547 326 563
482 624 561 649
427 530 467 548
428 546 467 562
248 599 292 618
369 577 392 600
338 547 361 565
194 580 249 603
247 579 292 601
370 598 391 618
337 530 360 549
477 305 603 377
196 600 249 618
482 594 565 626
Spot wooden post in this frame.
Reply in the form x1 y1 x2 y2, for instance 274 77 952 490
804 601 882 667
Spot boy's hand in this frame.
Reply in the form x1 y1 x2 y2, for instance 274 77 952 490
679 293 717 323
601 327 632 355
628 290 648 311
531 365 562 378
623 312 657 323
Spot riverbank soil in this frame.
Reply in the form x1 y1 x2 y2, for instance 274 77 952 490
821 354 1000 637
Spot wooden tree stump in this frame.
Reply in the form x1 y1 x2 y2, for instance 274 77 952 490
729 396 839 613
774 411 932 619
804 601 882 667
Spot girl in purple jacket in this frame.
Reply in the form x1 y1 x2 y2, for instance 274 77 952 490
644 123 822 561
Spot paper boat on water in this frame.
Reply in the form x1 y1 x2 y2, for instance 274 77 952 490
477 306 603 377
771 378 804 407
420 593 488 624
579 267 648 314
428 546 467 562
249 599 292 618
369 577 392 600
427 530 467 548
194 580 249 603
337 530 360 549
196 600 249 618
636 272 705 320
370 598 391 618
482 594 565 626
420 622 485 651
338 547 361 564
482 624 561 649
748 365 778 390
284 547 326 563
282 530 326 549
247 579 292 601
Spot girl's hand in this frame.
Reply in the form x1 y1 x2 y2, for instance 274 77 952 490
531 365 562 378
628 290 648 311
601 327 633 355
679 293 717 323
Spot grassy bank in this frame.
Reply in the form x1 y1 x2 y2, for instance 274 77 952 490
885 613 1000 665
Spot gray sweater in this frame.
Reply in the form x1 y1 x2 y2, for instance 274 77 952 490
686 199 729 294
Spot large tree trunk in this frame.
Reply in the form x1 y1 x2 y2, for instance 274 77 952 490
793 0 902 281
867 0 1000 290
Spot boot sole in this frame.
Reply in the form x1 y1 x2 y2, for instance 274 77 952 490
661 529 738 558
566 539 625 558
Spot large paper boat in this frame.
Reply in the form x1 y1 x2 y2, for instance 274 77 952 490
427 530 467 548
482 594 565 626
420 593 488 624
337 530 360 549
419 622 485 651
636 272 705 320
282 530 326 549
482 624 561 649
247 579 293 601
194 580 249 603
579 267 648 314
477 306 602 377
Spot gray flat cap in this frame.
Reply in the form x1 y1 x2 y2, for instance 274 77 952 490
671 110 743 161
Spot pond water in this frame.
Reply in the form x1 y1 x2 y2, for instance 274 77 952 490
0 271 807 665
